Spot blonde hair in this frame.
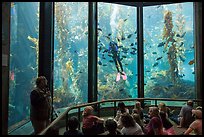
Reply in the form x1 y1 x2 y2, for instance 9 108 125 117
82 106 94 116
149 107 159 116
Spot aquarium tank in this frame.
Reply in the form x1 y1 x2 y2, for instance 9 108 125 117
143 2 195 99
8 1 196 130
53 2 88 109
9 2 39 128
97 3 138 100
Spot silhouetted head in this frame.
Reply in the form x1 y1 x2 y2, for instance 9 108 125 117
68 116 80 130
117 101 126 113
105 118 117 133
187 100 193 107
121 113 135 128
36 76 47 89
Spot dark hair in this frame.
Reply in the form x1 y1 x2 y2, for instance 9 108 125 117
45 126 59 135
105 118 117 132
68 116 79 130
159 111 166 120
121 113 135 128
36 76 47 87
118 101 126 113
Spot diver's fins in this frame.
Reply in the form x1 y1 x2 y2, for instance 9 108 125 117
116 73 120 82
121 72 127 80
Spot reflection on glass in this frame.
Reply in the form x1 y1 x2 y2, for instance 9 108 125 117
143 2 195 99
97 3 137 100
54 2 88 109
9 2 39 128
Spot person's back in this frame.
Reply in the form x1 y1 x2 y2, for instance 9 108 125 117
103 118 122 135
160 111 176 135
178 100 195 128
120 113 144 135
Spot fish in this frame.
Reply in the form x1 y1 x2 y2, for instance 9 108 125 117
98 60 102 65
121 31 126 41
156 57 162 60
109 60 114 63
145 70 151 72
108 33 112 36
158 42 165 47
107 54 113 57
104 35 111 40
131 47 137 50
156 5 161 8
130 51 136 55
127 34 133 39
152 52 157 54
98 28 102 31
176 32 186 38
179 74 185 77
192 71 195 74
122 55 127 58
102 64 107 66
179 55 185 62
117 38 121 42
103 49 109 53
124 18 128 22
179 42 184 47
188 59 195 65
153 62 159 67
130 43 134 46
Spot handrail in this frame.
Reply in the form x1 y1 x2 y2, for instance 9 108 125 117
39 98 202 135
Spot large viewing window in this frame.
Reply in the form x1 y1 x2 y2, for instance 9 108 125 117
143 2 195 99
9 2 39 128
53 2 88 109
97 3 138 100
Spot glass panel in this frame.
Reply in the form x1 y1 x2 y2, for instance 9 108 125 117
9 2 39 128
143 3 195 99
53 2 88 109
97 3 137 100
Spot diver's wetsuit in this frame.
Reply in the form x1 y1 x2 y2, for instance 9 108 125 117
108 41 124 74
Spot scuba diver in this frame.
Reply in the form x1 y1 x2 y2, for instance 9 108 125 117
108 41 127 81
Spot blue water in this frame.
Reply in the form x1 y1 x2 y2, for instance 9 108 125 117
9 2 195 129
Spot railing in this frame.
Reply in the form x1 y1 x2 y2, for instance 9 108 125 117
39 98 202 135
